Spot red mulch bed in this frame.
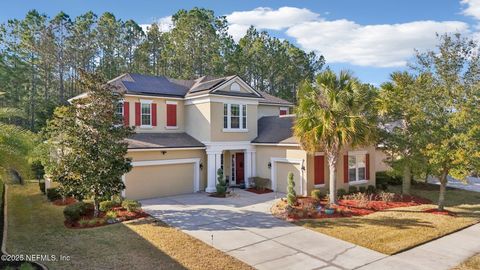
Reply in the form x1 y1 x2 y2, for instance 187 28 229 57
65 204 149 229
424 208 456 216
52 197 77 206
273 193 432 221
339 194 431 211
246 188 273 194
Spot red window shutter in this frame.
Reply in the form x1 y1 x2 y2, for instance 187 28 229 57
344 154 349 183
167 104 177 127
123 102 130 126
365 153 370 180
314 155 325 185
135 102 141 126
152 103 157 126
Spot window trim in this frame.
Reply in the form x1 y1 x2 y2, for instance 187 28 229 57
140 99 152 128
348 153 367 182
280 107 289 116
223 103 248 132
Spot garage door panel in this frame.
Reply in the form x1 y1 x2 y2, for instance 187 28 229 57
125 163 194 200
276 162 301 194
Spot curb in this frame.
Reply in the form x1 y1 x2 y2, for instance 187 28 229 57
2 184 48 270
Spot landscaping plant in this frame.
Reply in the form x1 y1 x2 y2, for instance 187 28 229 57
99 200 119 212
43 71 133 217
122 199 141 212
215 168 227 196
310 189 323 200
286 172 297 206
294 70 377 204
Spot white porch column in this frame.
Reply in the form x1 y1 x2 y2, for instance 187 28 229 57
245 150 253 188
251 150 256 178
215 152 222 178
206 152 217 193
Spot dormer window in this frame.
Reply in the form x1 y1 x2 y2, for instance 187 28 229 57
230 82 241 92
223 103 247 132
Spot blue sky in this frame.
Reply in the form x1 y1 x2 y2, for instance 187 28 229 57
1 0 478 85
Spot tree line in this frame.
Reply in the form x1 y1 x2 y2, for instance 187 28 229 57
0 8 324 131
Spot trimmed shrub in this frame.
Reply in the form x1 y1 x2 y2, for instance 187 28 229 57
122 200 141 212
376 171 402 187
286 172 297 206
366 185 376 194
337 188 347 198
105 211 117 219
39 181 46 194
63 202 88 222
215 168 227 195
46 188 61 201
359 186 366 193
254 177 270 191
310 189 324 200
99 200 119 212
348 186 358 194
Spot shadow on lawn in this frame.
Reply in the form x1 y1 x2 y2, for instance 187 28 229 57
296 215 435 230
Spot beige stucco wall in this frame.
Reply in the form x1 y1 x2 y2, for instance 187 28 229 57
257 104 285 119
216 79 252 94
123 95 185 133
254 145 308 194
375 149 392 172
254 144 377 195
127 149 207 190
210 102 258 141
185 102 211 142
305 145 377 194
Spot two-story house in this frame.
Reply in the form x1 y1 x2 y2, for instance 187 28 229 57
71 73 377 200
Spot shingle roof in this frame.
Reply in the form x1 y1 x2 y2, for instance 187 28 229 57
120 74 190 97
252 116 299 144
258 90 293 106
126 133 205 149
107 73 292 105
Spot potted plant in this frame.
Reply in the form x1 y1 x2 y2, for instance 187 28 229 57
324 194 335 215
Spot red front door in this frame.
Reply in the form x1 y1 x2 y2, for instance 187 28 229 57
235 153 244 184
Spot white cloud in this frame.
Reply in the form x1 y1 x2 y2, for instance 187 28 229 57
226 6 470 67
461 0 480 20
226 7 320 41
140 16 173 33
287 19 469 67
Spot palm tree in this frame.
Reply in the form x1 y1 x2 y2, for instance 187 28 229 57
294 70 376 204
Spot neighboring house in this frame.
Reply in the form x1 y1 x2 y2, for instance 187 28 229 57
70 73 377 200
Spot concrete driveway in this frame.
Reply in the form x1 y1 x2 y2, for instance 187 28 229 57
141 189 386 270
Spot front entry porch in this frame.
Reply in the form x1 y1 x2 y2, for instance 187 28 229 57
205 141 256 193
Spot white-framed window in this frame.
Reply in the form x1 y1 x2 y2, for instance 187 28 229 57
349 154 366 182
280 107 289 116
115 101 123 122
223 103 247 131
141 102 151 126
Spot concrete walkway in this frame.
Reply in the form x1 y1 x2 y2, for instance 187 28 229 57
141 190 386 270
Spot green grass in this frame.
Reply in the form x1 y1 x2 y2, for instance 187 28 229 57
6 182 252 270
297 184 480 255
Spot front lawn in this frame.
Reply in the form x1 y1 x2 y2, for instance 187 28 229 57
6 182 253 270
296 184 480 255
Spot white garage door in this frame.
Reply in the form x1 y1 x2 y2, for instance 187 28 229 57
125 163 195 200
275 162 302 194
